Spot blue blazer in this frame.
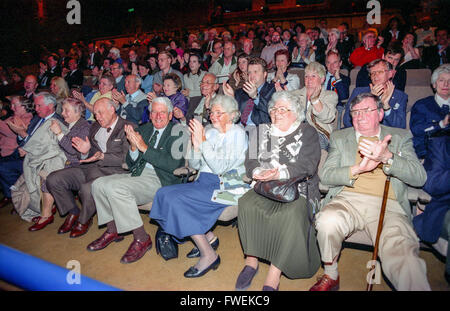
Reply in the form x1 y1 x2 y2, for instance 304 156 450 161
343 86 407 129
235 82 276 126
326 74 350 105
410 95 449 159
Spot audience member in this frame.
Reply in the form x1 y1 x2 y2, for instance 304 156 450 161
150 95 249 278
291 62 338 150
46 98 132 238
345 59 407 129
267 49 300 91
422 28 449 71
183 53 207 98
260 31 287 70
311 92 430 291
152 51 184 96
63 58 84 89
236 91 321 291
223 57 276 127
88 96 184 264
209 41 237 84
291 33 315 68
349 29 384 67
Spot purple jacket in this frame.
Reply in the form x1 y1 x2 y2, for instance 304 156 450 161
168 92 189 123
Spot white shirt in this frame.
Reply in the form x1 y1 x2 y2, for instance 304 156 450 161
94 116 119 153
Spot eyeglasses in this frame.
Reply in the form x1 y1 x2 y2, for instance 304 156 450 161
369 70 388 77
269 107 292 114
350 108 379 117
209 111 227 117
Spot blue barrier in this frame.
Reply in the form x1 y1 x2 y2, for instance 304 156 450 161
0 244 121 291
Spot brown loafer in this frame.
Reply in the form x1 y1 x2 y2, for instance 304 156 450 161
87 231 124 252
120 237 152 264
28 215 54 232
309 274 339 291
58 214 79 234
70 218 92 238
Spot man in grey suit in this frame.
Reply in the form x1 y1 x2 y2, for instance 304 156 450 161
310 93 431 291
46 98 132 238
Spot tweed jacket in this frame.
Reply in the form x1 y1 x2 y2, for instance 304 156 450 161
81 117 132 180
319 125 427 219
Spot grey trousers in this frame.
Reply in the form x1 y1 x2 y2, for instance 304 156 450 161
92 168 162 234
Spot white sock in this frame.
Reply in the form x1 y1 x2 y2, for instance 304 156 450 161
324 262 339 280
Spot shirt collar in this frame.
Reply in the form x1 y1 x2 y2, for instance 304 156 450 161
355 128 381 141
435 93 450 108
44 112 55 121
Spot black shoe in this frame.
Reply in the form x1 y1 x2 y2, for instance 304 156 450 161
186 237 219 258
183 256 221 278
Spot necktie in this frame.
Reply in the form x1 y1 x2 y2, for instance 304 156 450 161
441 50 447 64
107 127 112 133
131 130 159 177
241 99 255 126
326 76 332 90
148 130 159 148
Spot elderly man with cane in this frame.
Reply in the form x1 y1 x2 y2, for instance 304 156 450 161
310 93 431 291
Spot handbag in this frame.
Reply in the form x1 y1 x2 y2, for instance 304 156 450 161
155 227 178 261
253 175 310 203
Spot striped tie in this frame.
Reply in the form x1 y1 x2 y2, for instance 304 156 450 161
241 99 255 126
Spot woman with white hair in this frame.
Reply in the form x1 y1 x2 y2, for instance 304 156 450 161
150 94 250 278
29 98 91 231
410 63 450 285
235 91 321 291
291 33 315 68
325 28 340 55
290 62 338 150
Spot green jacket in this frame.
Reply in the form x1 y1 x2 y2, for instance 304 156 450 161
126 122 185 186
319 125 427 220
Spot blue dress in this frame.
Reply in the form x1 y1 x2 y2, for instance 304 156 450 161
149 124 249 241
149 172 229 240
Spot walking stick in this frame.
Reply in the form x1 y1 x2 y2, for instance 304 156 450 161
366 175 391 291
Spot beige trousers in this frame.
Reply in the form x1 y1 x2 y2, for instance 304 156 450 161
315 191 431 291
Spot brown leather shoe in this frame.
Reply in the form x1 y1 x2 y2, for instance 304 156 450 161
28 215 54 232
120 237 152 264
309 274 340 291
70 218 92 238
58 214 79 234
0 197 12 208
87 231 124 251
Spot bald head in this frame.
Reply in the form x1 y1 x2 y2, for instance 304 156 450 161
24 75 38 93
93 98 118 128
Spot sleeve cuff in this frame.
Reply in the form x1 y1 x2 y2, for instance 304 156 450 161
129 148 139 161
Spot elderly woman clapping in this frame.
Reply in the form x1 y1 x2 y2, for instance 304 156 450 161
29 98 91 231
291 33 316 68
290 62 338 150
150 95 250 278
235 91 321 291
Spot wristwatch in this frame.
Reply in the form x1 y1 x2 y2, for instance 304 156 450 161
387 153 394 166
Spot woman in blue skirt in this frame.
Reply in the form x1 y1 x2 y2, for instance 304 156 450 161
150 94 250 278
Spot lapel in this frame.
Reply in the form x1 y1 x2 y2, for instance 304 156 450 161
343 128 358 166
89 121 102 151
155 122 173 149
106 117 124 150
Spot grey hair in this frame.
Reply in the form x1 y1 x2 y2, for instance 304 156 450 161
109 47 121 57
431 63 450 85
94 97 118 110
128 74 142 85
150 96 174 113
10 95 34 113
305 62 327 80
328 28 340 38
62 97 84 115
35 92 57 107
349 92 383 111
297 33 311 46
268 91 304 123
210 94 240 123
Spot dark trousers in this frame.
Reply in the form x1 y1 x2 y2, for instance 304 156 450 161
0 150 23 198
46 166 120 224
